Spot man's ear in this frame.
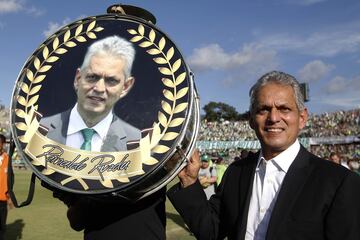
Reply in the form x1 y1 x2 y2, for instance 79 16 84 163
249 114 255 130
73 68 81 91
299 107 308 130
120 76 135 98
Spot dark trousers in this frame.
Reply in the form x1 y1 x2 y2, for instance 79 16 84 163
0 201 7 240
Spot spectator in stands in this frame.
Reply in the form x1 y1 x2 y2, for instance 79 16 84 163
215 157 227 188
198 154 217 200
329 152 340 164
348 159 360 176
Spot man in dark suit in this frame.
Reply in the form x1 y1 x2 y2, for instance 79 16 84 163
43 35 166 239
41 35 140 152
167 71 360 240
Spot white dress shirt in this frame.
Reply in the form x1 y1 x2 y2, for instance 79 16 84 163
245 140 300 240
66 104 113 152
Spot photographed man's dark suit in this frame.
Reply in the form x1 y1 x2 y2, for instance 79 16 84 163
40 109 141 151
168 145 360 240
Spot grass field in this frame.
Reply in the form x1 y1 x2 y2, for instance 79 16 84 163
6 169 196 240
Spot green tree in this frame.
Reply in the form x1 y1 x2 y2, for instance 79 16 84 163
203 101 240 122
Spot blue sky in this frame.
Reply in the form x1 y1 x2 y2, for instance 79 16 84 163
1 0 360 115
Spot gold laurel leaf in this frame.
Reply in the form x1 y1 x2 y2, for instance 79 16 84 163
166 47 174 60
46 56 59 63
64 29 71 42
174 103 188 113
17 96 27 107
42 46 49 60
34 57 40 70
87 32 96 39
161 101 172 115
94 26 104 32
75 24 83 36
42 169 56 175
139 41 153 48
176 87 189 99
149 29 156 42
34 105 38 110
55 48 67 54
29 85 42 95
101 179 113 188
172 59 182 72
26 69 34 81
158 111 168 127
39 65 52 73
15 122 27 131
147 48 161 55
127 29 137 35
53 37 59 50
153 57 167 64
65 41 77 47
33 75 46 84
143 157 158 165
76 36 86 42
138 24 145 36
169 118 185 127
27 95 39 107
152 145 170 154
162 132 179 141
162 78 175 88
87 21 96 32
175 72 186 85
15 109 26 118
159 67 172 75
21 83 29 94
130 36 143 43
158 37 166 51
116 177 130 183
18 135 28 143
163 89 174 101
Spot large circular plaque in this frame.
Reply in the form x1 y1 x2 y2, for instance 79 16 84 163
10 9 199 200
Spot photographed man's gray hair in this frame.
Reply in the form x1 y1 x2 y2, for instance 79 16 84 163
249 71 305 115
80 35 135 79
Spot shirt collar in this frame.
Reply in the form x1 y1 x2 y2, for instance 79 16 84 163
67 104 113 140
257 139 300 173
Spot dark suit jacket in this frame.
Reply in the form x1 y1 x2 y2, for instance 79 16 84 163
40 109 141 151
167 146 360 240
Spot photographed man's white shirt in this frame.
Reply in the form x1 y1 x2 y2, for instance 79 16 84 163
66 104 113 152
245 139 300 240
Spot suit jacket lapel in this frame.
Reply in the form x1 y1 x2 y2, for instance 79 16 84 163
237 152 259 239
266 146 313 240
101 115 128 152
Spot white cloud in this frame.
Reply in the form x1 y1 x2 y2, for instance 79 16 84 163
256 22 360 57
298 60 335 82
188 43 278 73
0 0 23 13
26 5 44 16
187 43 279 86
325 75 360 94
43 18 71 37
286 0 328 6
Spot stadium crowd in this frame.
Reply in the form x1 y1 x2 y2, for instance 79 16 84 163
0 106 359 166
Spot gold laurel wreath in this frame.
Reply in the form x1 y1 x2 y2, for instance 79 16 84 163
15 18 103 179
128 24 189 158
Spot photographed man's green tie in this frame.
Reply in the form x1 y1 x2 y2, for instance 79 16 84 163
80 128 95 151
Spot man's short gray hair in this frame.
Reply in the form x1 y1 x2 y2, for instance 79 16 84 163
249 71 305 115
80 35 135 78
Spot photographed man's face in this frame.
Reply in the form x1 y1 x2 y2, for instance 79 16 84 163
74 53 134 121
250 83 308 159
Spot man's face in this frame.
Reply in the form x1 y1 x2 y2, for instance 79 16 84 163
330 155 340 164
74 53 134 121
250 83 308 159
201 161 209 169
